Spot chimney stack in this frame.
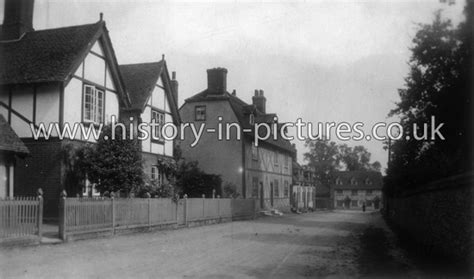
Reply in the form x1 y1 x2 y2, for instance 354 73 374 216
252 89 266 114
207 68 227 95
170 71 179 106
1 0 35 41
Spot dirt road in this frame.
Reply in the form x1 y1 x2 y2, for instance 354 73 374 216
0 210 418 278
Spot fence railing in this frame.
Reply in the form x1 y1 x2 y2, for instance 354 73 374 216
59 196 257 241
0 196 43 242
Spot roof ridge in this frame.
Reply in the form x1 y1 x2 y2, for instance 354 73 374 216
119 61 163 67
32 22 101 34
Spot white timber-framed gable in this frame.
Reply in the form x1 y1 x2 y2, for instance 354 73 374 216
64 38 121 142
141 72 174 157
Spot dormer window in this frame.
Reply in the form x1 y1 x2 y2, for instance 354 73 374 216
335 178 342 185
83 84 104 124
365 178 372 185
350 177 358 185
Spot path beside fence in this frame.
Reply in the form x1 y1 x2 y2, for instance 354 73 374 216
59 197 258 241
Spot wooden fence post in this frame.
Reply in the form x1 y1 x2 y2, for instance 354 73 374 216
111 193 115 235
37 188 43 240
202 194 205 219
184 194 188 226
58 190 67 241
147 192 151 228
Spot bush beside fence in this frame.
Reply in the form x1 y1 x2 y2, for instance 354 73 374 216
59 197 257 241
0 196 43 245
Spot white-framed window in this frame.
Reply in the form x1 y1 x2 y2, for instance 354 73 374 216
82 175 100 197
195 105 206 121
284 156 289 169
83 84 104 124
151 166 163 186
151 110 165 141
284 181 289 197
274 151 279 167
249 113 255 125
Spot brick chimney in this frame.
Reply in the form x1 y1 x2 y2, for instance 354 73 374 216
170 71 178 106
207 68 227 95
0 0 35 41
252 89 266 114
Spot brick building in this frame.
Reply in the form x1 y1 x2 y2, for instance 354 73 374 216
178 68 295 212
331 171 383 210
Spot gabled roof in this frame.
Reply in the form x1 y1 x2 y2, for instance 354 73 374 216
119 61 164 110
332 171 383 190
0 114 29 155
0 22 101 85
119 60 181 124
184 90 295 154
0 21 130 106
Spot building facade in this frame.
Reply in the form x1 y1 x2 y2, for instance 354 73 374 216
292 162 316 210
331 171 383 210
178 68 295 212
119 61 180 185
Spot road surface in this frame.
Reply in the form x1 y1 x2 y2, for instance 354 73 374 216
0 210 420 278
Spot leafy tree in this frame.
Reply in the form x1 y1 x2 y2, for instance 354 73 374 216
304 139 340 187
87 125 145 195
174 160 222 198
386 4 472 194
304 139 381 187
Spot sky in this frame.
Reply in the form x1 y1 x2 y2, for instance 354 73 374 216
0 0 465 171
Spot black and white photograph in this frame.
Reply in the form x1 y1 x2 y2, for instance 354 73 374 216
0 0 472 278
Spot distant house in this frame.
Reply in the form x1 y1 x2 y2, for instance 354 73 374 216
292 162 316 210
0 0 130 216
0 114 29 198
179 68 295 212
331 171 383 210
119 61 181 185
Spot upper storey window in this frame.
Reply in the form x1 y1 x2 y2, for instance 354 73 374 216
83 84 104 124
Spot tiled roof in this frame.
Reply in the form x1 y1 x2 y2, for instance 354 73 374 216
119 61 164 110
0 114 29 154
0 22 102 85
185 90 295 154
332 171 383 190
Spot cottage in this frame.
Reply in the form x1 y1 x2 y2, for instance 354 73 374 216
292 162 316 210
179 68 295 212
119 61 181 184
0 0 129 216
0 114 29 198
331 171 383 210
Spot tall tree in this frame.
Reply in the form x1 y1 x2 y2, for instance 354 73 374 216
386 4 472 193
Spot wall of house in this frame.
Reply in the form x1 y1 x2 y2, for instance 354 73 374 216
244 142 292 210
140 75 173 158
0 152 15 199
334 189 382 210
64 40 119 142
1 83 61 138
179 100 242 194
14 139 63 218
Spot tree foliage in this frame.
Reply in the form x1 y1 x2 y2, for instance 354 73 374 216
174 160 222 198
87 125 145 195
385 4 473 195
304 139 381 187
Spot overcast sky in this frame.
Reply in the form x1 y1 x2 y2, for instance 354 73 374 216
0 0 464 171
